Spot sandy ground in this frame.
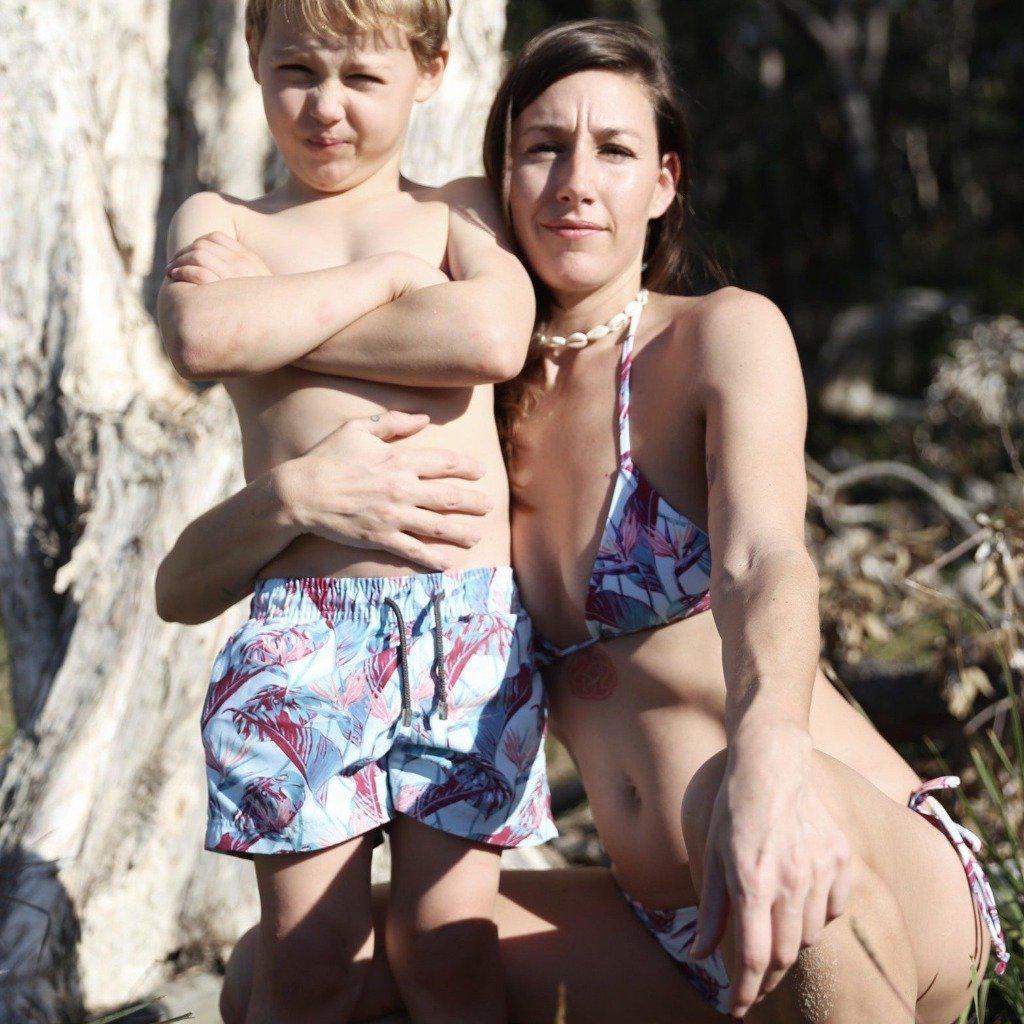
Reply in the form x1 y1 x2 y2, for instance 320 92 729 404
154 968 410 1024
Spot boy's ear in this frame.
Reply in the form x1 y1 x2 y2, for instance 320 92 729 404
414 44 449 103
245 25 261 83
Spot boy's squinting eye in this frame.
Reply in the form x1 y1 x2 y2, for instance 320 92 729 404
347 73 385 85
278 64 313 76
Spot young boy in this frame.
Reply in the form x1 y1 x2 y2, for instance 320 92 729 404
156 2 556 1022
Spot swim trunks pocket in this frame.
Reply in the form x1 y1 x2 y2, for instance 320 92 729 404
200 618 333 737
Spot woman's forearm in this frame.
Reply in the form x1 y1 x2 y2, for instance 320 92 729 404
155 467 299 625
710 546 820 741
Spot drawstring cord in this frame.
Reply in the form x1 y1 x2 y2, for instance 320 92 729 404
383 591 449 726
383 598 413 726
431 593 449 721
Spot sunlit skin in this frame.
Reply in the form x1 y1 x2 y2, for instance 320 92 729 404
502 68 988 1023
249 7 445 202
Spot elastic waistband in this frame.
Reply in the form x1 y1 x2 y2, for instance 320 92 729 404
250 566 519 627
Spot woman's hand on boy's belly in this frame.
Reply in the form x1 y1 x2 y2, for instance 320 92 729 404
262 411 501 571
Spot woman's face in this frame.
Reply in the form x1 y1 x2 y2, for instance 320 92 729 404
509 69 679 300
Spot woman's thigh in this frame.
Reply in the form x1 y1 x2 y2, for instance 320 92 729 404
495 867 722 1024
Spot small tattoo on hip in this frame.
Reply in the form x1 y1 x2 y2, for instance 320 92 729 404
566 645 618 701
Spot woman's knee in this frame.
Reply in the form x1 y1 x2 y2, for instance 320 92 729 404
680 748 728 881
220 927 257 1024
750 856 916 1024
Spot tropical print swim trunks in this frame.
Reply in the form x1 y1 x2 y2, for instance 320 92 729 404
202 567 557 857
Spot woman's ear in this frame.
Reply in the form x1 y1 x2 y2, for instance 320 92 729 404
415 45 450 102
649 151 681 220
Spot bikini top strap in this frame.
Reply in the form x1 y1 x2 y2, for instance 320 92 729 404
616 301 645 472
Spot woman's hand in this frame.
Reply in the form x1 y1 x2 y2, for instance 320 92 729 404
275 410 493 571
690 720 853 1019
165 231 272 284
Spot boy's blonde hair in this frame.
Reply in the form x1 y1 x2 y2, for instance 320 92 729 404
245 0 450 67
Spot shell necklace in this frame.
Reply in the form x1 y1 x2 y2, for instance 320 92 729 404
533 288 649 350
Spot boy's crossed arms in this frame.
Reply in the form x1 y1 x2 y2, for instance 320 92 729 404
157 176 535 386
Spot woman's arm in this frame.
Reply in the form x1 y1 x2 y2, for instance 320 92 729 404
155 412 493 624
685 288 852 1019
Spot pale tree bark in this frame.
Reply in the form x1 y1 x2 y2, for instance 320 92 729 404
0 1 507 1020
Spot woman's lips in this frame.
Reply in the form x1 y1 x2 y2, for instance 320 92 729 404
542 220 605 238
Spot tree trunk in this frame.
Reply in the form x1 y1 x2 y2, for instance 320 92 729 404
0 1 506 1020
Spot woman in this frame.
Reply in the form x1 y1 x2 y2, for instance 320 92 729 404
157 20 1005 1024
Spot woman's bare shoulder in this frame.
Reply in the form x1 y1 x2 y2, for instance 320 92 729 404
657 286 799 389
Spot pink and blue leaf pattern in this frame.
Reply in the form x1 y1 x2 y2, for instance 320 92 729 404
202 570 557 857
621 893 730 1014
539 303 713 663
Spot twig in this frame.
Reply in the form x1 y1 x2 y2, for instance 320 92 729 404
552 982 567 1024
908 527 991 581
819 461 978 535
964 695 1014 737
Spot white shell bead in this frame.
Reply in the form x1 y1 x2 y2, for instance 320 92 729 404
533 287 648 350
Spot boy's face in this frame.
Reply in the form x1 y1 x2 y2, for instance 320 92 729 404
250 7 446 194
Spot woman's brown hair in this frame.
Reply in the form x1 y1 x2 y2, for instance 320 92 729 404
484 19 727 465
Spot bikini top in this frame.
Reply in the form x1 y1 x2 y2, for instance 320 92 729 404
536 300 713 664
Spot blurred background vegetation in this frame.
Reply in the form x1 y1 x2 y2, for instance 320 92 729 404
1 0 1020 1017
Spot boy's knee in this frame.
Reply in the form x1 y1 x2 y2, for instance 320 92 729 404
259 920 372 1008
387 916 499 996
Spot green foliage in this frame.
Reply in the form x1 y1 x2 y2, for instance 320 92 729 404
927 610 1024 1023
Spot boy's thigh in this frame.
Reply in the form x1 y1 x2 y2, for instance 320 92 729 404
254 834 378 953
387 814 503 928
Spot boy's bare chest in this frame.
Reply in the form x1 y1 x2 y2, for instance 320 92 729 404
234 196 450 274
